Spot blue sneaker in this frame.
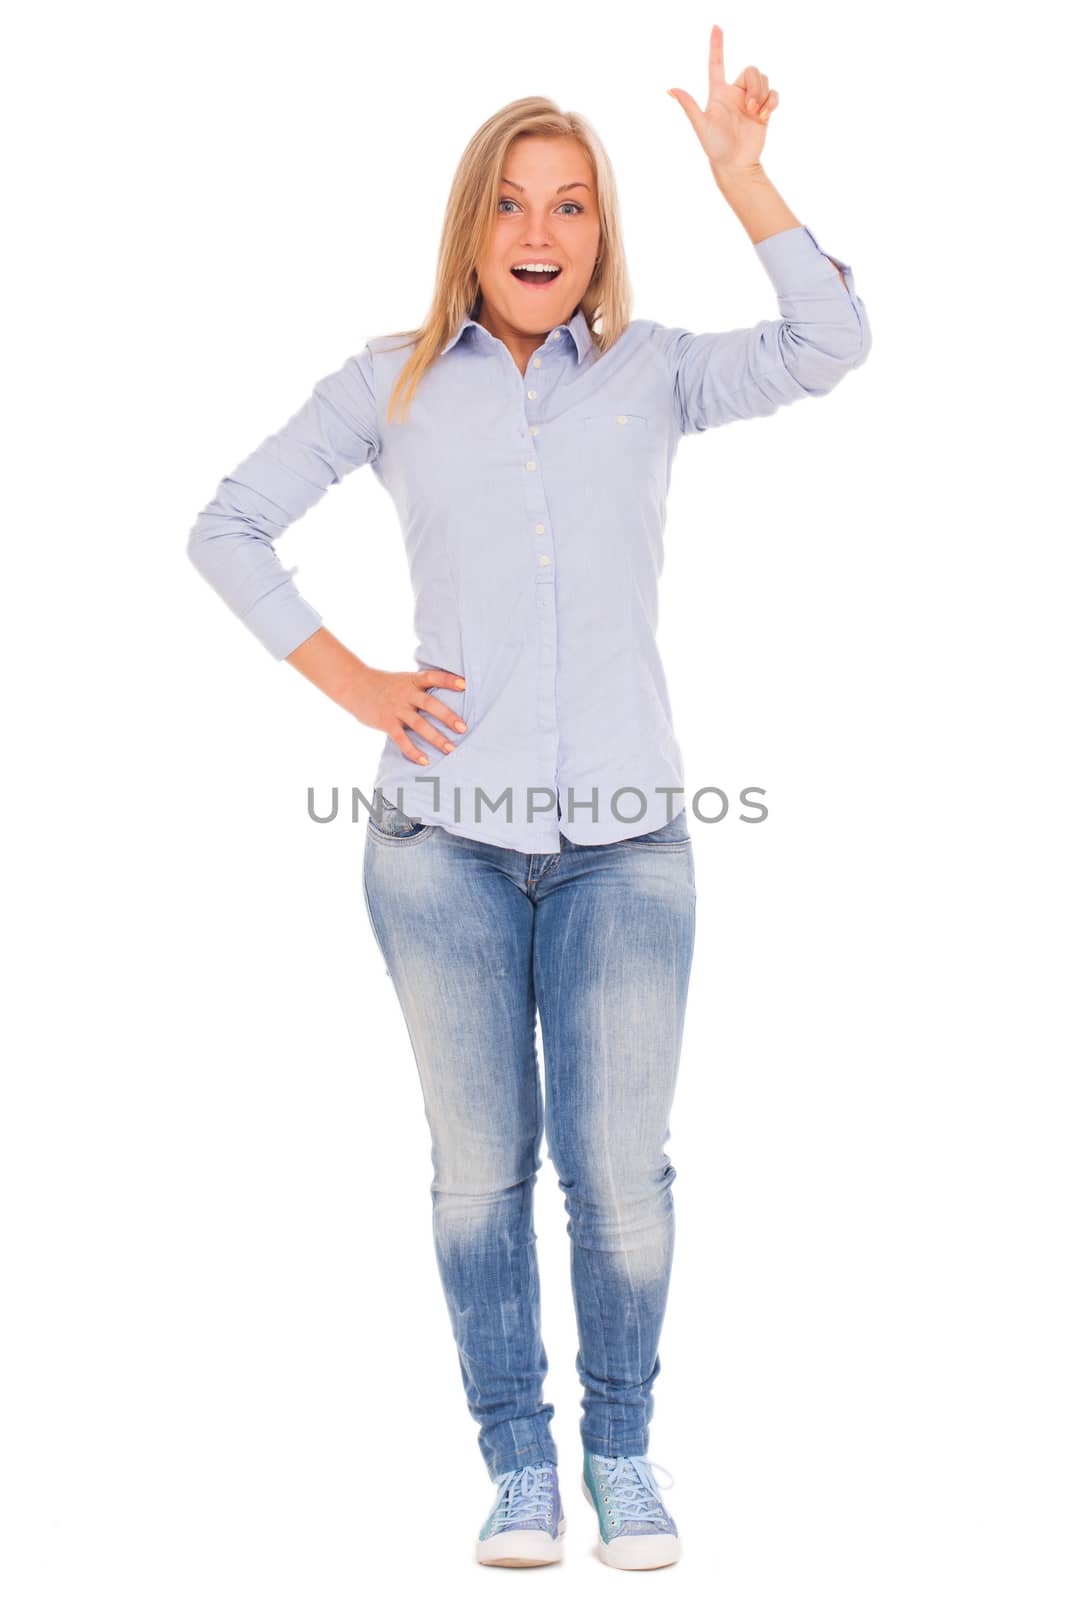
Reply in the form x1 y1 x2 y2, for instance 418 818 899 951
581 1449 681 1569
475 1460 566 1566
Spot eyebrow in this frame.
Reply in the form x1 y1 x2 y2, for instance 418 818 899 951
499 178 592 194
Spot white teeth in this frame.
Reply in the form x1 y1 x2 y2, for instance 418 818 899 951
512 263 561 274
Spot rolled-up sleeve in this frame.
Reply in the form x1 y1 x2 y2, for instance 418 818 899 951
659 222 872 436
187 345 380 660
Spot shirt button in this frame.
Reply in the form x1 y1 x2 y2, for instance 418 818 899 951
530 426 540 437
535 523 545 534
526 460 537 471
533 358 542 368
527 389 537 399
552 330 561 340
617 415 628 424
538 553 550 566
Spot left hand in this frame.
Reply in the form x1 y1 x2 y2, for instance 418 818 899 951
668 23 779 175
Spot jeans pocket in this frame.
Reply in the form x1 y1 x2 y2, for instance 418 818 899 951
625 806 691 850
367 795 434 845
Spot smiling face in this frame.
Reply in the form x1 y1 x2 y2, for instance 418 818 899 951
473 134 601 367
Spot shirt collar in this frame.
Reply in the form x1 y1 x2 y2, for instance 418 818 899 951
442 303 593 363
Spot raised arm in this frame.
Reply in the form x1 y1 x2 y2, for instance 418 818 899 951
657 221 871 435
662 22 871 432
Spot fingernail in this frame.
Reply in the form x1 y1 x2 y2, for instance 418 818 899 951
443 742 455 753
748 97 757 111
455 677 466 687
455 720 467 732
419 755 429 764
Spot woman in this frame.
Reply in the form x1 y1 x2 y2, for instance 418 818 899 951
187 23 871 1572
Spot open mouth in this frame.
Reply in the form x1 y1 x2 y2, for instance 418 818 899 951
511 265 563 289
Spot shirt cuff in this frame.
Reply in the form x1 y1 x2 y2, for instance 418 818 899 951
754 221 855 299
243 580 324 661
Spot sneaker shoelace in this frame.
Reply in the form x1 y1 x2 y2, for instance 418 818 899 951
486 1461 557 1533
591 1454 676 1532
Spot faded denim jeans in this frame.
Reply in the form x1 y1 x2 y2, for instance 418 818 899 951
361 795 697 1481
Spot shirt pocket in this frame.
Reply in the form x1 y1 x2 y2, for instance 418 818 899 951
580 412 653 524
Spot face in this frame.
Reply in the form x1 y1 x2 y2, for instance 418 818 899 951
473 135 601 355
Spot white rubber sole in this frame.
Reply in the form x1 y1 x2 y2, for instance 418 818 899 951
475 1514 567 1566
581 1476 682 1569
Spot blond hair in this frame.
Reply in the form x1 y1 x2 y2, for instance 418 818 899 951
381 97 633 425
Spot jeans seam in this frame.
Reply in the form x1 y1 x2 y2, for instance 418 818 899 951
361 853 391 969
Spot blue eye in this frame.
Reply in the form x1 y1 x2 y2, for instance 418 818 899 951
497 199 585 215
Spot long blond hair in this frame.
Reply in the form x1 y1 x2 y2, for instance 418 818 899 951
382 97 633 425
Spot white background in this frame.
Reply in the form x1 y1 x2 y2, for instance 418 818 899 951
3 0 1063 1594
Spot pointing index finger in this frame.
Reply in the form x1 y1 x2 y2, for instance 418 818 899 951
708 22 725 89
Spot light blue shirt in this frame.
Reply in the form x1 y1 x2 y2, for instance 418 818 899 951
188 221 871 852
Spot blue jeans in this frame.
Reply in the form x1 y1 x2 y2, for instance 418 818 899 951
361 796 697 1481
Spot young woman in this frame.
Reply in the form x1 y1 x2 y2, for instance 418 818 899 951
187 24 871 1572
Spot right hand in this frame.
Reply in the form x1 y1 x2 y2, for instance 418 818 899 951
347 664 469 765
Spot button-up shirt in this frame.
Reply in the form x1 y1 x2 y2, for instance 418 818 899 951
188 221 872 852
